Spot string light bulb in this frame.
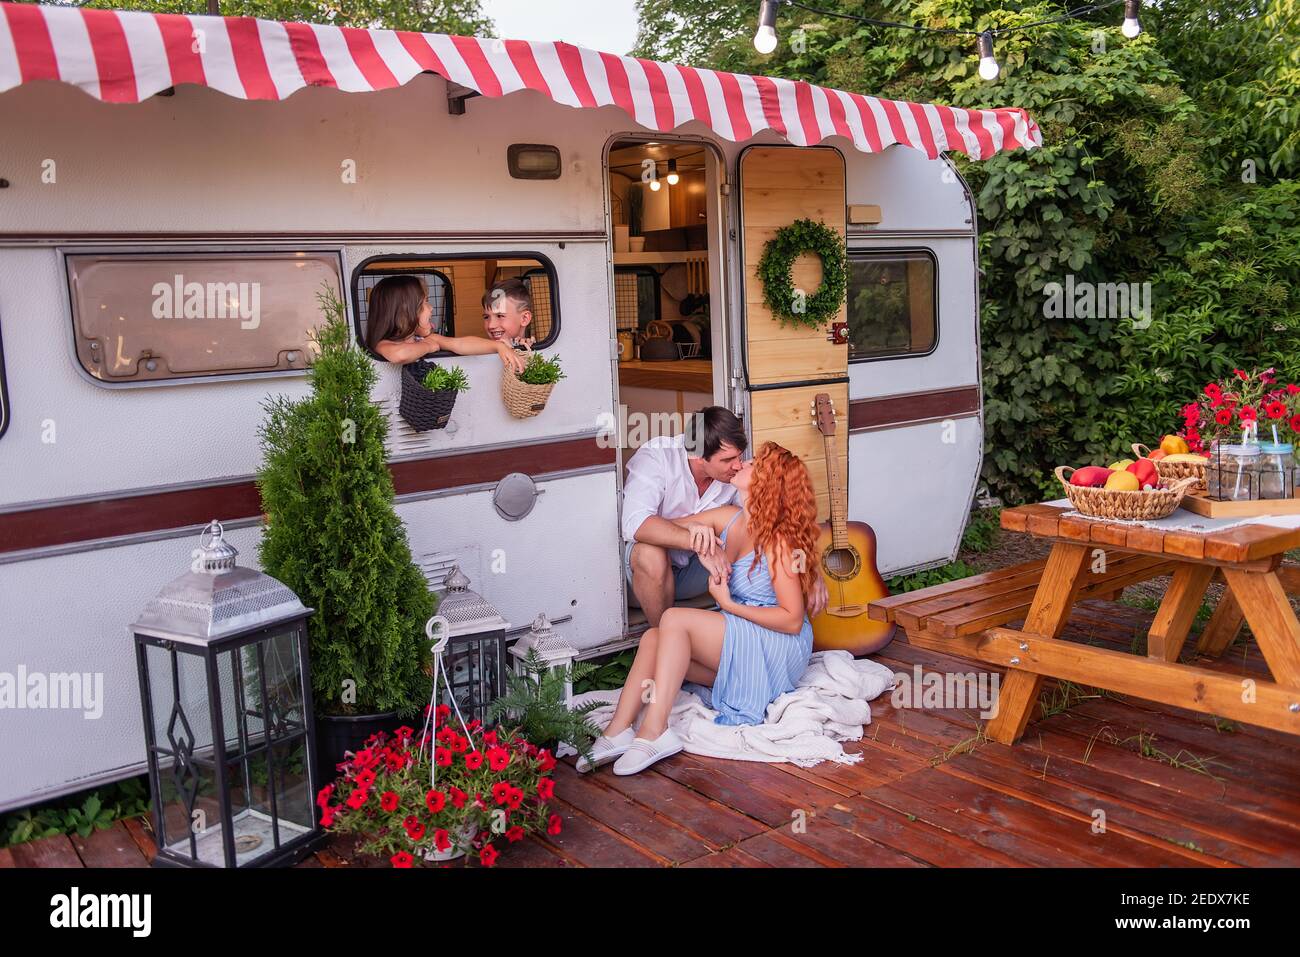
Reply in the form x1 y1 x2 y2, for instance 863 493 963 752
753 0 780 53
649 168 661 192
667 158 679 185
977 31 1000 81
1121 0 1142 38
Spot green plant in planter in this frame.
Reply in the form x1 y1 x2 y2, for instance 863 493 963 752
421 364 470 393
487 648 600 766
257 286 434 719
517 352 566 386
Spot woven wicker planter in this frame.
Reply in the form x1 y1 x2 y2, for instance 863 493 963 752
1132 443 1208 492
501 365 555 419
400 359 459 431
1055 466 1199 521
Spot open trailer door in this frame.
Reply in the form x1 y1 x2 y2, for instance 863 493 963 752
739 145 849 523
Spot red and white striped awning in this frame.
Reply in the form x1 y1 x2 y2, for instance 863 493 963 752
0 1 1041 160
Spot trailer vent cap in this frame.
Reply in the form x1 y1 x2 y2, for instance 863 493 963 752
493 471 543 521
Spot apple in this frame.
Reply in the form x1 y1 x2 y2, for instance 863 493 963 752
1070 466 1114 488
1127 459 1159 488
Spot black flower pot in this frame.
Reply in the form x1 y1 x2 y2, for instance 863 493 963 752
314 711 400 783
400 359 459 431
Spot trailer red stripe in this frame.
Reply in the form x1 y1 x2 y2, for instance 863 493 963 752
878 98 912 151
224 16 277 99
822 86 852 143
504 38 550 98
845 93 884 153
282 20 334 88
793 80 822 147
554 40 595 107
636 57 675 130
908 101 940 159
154 12 206 87
964 107 996 158
715 70 753 142
79 7 135 102
340 25 397 90
750 74 787 137
0 437 616 555
4 2 57 82
393 29 447 77
675 64 712 130
450 34 501 96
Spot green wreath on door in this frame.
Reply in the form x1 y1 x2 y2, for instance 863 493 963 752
756 218 848 330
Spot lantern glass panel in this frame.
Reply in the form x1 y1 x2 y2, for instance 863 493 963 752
444 634 505 725
143 642 218 862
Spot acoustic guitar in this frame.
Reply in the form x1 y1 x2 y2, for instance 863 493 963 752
809 392 897 655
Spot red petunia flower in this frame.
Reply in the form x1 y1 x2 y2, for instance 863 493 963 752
1204 382 1222 398
405 819 426 841
316 785 334 809
434 829 451 852
505 787 523 811
319 806 336 828
547 814 563 836
435 747 453 767
464 750 484 770
426 789 447 814
346 789 369 810
1290 415 1300 432
1215 409 1233 425
505 825 524 844
1267 401 1288 420
1239 406 1258 423
380 791 400 812
450 734 470 754
394 726 414 742
1288 384 1300 396
1234 369 1248 381
537 777 555 800
483 730 498 746
492 781 512 805
467 719 482 733
449 786 468 809
436 727 456 744
487 747 511 772
355 768 376 789
390 851 414 868
435 704 451 726
480 844 499 867
538 750 556 772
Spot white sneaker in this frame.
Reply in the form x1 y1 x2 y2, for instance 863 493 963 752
575 727 635 773
612 728 684 776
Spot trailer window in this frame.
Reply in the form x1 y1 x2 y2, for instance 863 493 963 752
351 253 559 359
65 251 343 384
846 250 937 361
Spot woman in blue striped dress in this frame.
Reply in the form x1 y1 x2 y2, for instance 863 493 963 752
583 442 822 776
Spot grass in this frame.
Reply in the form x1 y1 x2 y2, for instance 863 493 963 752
929 727 988 766
885 506 1003 593
1038 680 1109 720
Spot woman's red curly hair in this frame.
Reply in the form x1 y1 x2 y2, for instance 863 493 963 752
746 441 820 601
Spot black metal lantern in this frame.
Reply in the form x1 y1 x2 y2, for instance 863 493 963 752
434 566 510 725
130 520 322 868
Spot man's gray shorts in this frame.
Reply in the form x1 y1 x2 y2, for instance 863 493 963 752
623 540 712 606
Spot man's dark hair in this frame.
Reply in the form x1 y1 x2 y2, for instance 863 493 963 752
687 406 748 459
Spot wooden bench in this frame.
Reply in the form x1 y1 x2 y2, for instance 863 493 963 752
868 552 1177 658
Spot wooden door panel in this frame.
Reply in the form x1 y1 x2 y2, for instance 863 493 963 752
750 382 849 524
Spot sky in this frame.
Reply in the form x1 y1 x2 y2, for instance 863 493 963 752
480 0 640 55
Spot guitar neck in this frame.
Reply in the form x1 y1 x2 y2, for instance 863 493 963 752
824 434 847 547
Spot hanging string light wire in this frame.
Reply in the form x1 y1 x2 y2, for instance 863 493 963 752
754 0 1142 79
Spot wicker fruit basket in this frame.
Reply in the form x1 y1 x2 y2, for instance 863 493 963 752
1132 443 1208 491
1055 466 1200 521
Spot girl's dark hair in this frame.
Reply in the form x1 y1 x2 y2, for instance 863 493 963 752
365 275 429 352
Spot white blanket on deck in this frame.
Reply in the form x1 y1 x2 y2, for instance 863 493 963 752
565 650 897 768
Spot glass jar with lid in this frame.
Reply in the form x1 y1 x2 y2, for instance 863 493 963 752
1208 443 1260 501
1258 441 1295 500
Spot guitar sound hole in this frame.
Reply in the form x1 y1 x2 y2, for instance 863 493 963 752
821 545 862 582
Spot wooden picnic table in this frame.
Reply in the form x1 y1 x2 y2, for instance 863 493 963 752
977 503 1300 744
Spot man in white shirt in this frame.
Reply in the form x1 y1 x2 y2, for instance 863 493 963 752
621 407 747 629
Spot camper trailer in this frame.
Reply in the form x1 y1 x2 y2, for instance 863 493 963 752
0 2 1040 811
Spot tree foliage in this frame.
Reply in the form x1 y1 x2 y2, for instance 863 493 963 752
257 290 434 718
635 0 1298 503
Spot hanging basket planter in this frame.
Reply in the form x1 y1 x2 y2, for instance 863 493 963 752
756 217 848 330
501 345 565 419
399 358 465 431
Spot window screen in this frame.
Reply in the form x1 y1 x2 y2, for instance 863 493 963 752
352 254 559 359
846 251 937 361
66 251 343 384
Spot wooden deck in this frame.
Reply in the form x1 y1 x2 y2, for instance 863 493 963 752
7 598 1300 869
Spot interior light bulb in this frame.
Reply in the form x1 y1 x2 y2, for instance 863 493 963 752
649 178 661 192
667 158 679 185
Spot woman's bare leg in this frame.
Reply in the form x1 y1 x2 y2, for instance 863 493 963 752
603 627 659 737
638 608 725 740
